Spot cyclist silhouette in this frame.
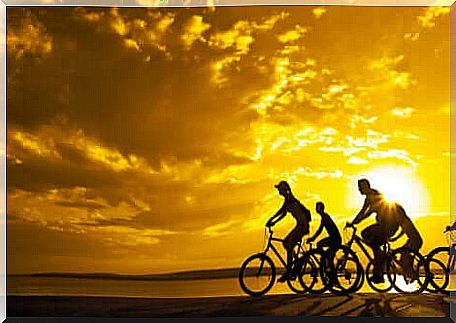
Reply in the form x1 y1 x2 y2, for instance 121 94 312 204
444 222 456 273
266 181 311 283
307 201 341 252
349 178 422 283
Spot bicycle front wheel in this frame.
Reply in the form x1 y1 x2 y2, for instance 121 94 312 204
298 250 328 294
239 253 276 297
390 248 428 294
426 246 450 293
325 246 364 295
426 258 449 293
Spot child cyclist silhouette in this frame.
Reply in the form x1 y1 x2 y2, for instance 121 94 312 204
266 181 311 283
307 202 342 254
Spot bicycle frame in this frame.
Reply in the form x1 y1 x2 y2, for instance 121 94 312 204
262 227 304 270
344 226 375 263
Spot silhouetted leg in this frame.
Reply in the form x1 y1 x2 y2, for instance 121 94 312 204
362 224 386 281
280 226 305 282
401 236 423 281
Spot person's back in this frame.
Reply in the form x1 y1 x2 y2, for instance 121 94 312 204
392 203 423 251
321 212 341 242
308 202 341 249
285 195 311 233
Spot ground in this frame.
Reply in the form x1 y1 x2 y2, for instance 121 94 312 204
7 293 452 317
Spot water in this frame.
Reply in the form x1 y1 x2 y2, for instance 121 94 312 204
8 275 455 298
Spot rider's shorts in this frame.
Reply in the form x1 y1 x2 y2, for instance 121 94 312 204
284 225 308 249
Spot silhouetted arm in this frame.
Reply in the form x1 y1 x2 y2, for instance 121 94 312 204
266 203 287 226
352 198 372 224
308 218 324 242
389 228 404 242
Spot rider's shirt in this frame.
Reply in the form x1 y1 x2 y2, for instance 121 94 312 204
393 204 422 242
320 212 342 242
282 196 309 226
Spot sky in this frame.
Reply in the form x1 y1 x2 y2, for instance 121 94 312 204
6 5 452 275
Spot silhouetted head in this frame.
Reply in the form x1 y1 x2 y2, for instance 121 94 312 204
275 181 292 197
316 201 325 214
358 178 371 195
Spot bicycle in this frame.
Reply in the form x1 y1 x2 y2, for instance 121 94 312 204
334 222 430 294
297 241 335 294
424 227 455 294
238 226 308 296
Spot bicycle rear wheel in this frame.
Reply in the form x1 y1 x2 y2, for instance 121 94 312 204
239 253 276 297
366 259 395 293
298 250 328 294
390 248 428 294
287 256 308 294
325 246 364 295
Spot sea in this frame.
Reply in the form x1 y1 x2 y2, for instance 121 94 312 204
8 274 455 298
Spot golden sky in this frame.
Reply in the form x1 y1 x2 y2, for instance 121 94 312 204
6 6 451 274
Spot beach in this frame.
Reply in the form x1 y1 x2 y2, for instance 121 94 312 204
7 293 451 317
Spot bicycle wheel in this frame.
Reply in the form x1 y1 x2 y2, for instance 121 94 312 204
366 259 395 292
298 250 328 294
390 248 429 294
325 246 364 295
287 256 307 294
426 258 449 293
239 253 276 296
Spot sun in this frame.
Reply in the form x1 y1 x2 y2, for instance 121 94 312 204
357 165 429 219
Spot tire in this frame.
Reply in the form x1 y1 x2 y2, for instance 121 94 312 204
298 249 328 294
366 259 395 293
390 248 429 294
427 246 450 262
239 253 276 297
287 256 308 294
324 245 364 295
426 258 449 293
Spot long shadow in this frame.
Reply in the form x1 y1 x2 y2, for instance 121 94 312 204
338 296 389 317
308 294 353 316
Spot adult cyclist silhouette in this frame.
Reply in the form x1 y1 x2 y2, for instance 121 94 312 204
347 178 423 283
266 181 311 283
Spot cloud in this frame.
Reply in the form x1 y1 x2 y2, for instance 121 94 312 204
312 7 326 19
391 106 415 118
294 166 343 179
404 32 420 41
9 127 156 174
369 55 415 89
181 15 211 50
208 12 290 88
75 7 175 59
367 149 417 166
277 25 307 44
10 130 61 159
7 9 53 60
347 156 369 165
417 6 450 28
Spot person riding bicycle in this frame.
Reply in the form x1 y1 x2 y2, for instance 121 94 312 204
444 221 456 273
307 201 342 255
346 179 401 284
266 180 311 283
385 203 423 282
